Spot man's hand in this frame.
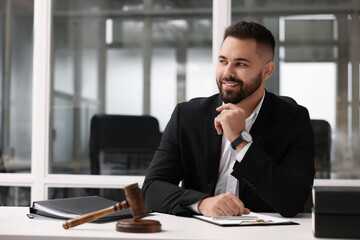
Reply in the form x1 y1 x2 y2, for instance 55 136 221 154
198 192 251 217
214 103 246 143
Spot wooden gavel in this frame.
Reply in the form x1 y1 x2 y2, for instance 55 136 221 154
63 183 161 233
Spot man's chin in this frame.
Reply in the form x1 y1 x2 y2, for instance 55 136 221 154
221 93 243 104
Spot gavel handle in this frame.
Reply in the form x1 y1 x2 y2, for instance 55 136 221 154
63 201 129 229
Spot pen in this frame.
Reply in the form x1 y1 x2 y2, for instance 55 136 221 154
211 216 258 220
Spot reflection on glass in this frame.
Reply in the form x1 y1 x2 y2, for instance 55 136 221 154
0 186 31 206
0 0 33 174
49 187 126 203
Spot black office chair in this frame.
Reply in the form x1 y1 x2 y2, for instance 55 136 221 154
311 119 331 179
87 114 161 201
89 114 162 176
303 119 332 212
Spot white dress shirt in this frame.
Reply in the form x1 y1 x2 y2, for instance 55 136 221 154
214 92 264 196
189 92 265 213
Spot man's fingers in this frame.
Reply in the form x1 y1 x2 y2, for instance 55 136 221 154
216 103 236 112
231 196 246 215
224 192 247 216
198 193 250 217
217 204 234 216
214 117 223 135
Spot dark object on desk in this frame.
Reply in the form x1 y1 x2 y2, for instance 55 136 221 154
63 183 161 233
90 114 161 176
312 186 360 239
29 196 132 223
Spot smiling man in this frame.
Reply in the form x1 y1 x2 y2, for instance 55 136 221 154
143 21 315 218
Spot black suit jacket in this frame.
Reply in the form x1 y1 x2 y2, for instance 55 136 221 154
143 91 315 217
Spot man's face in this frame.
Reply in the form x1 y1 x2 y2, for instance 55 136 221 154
216 37 265 104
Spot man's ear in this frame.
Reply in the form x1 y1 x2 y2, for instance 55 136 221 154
262 61 275 81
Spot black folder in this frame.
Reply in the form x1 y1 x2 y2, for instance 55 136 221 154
28 196 132 223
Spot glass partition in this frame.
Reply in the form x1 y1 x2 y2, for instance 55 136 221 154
50 0 212 175
0 0 33 174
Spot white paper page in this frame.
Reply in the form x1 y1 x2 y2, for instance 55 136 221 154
194 212 295 226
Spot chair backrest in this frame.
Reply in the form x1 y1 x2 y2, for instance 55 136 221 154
90 114 161 175
310 119 331 179
303 119 332 213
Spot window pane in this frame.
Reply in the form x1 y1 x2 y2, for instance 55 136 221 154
0 0 33 174
50 0 212 175
0 186 31 206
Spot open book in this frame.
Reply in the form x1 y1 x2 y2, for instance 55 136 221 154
28 196 132 223
194 212 298 226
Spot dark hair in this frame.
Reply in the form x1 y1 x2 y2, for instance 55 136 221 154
223 21 275 59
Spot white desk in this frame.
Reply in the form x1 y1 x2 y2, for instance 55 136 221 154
0 207 344 240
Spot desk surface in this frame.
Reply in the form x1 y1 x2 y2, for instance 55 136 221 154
0 207 344 240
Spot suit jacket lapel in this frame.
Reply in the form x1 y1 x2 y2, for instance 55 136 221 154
250 91 274 144
204 95 222 195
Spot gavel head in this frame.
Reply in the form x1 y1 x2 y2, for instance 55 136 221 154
123 183 148 220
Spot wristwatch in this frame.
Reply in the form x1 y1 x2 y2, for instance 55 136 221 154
230 131 253 150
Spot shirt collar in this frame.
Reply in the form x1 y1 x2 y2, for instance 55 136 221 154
246 90 265 122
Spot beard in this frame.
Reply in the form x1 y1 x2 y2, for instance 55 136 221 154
217 71 263 104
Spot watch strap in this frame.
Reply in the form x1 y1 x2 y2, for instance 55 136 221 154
230 135 244 150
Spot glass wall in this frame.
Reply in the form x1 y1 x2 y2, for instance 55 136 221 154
232 0 360 179
50 0 213 180
0 0 33 205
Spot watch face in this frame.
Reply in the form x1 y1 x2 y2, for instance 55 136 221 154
241 131 252 142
